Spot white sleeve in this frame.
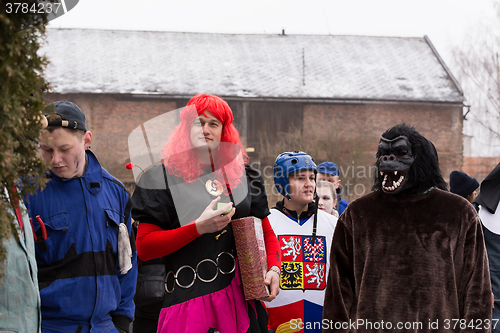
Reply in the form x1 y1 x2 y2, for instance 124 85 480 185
479 204 500 234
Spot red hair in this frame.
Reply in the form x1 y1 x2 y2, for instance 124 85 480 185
162 94 248 189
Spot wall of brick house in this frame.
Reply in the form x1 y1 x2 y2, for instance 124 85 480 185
44 94 178 187
462 156 499 184
43 94 464 205
303 102 463 201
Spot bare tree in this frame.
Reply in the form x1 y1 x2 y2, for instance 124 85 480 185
450 0 500 156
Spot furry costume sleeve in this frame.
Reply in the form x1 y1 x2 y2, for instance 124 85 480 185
323 215 354 327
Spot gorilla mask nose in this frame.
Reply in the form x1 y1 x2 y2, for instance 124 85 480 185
381 155 396 162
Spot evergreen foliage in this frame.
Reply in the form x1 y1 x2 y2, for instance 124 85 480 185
0 1 50 278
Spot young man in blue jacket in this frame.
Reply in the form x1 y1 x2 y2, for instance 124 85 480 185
25 100 137 333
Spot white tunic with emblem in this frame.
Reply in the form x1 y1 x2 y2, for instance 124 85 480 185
266 208 337 330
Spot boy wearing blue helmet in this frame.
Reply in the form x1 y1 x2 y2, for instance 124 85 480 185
266 151 337 332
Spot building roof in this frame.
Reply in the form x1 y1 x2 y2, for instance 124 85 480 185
41 28 464 103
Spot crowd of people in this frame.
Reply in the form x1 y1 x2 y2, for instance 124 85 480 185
0 94 498 333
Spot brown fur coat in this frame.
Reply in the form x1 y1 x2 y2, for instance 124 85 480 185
323 189 492 332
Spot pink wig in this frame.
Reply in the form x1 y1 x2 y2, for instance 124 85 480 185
162 94 248 190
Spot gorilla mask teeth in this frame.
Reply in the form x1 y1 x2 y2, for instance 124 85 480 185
381 172 406 193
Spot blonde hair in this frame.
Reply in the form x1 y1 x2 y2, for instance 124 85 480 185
317 180 336 201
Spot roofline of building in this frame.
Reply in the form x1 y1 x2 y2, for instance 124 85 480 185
47 27 426 41
115 92 464 107
424 35 464 97
48 91 465 106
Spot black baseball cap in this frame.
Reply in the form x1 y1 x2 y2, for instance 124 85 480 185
45 100 87 131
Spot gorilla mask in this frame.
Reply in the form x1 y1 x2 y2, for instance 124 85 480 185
378 135 414 194
373 124 447 197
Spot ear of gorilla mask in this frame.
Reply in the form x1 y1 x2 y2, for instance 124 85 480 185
377 135 415 194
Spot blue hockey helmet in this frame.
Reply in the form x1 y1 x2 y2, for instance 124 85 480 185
273 151 317 197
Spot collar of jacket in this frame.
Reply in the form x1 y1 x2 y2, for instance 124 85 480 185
47 150 104 195
273 199 315 225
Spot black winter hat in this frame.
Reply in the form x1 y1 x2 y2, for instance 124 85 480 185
45 100 87 131
449 170 479 198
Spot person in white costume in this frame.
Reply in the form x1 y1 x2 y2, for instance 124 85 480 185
266 151 337 333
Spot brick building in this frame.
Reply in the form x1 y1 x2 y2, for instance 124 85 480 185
42 28 465 202
462 157 499 183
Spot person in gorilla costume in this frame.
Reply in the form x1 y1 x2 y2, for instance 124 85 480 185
323 124 492 332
